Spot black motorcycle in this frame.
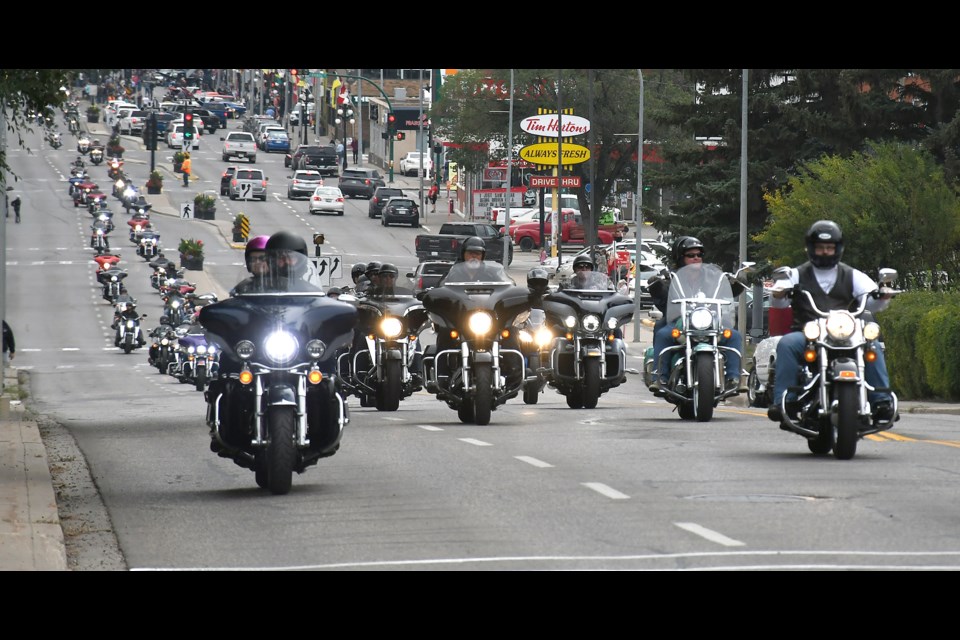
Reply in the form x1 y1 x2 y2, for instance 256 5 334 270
340 286 429 411
541 271 634 409
421 261 534 425
198 269 358 495
97 266 128 303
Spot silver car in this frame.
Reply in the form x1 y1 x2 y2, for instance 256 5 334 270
287 170 324 200
308 186 345 216
228 168 268 201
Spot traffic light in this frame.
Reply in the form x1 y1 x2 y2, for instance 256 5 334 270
395 131 405 141
386 112 397 141
183 111 195 141
143 115 157 150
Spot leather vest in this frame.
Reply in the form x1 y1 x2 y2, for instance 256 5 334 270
790 262 855 330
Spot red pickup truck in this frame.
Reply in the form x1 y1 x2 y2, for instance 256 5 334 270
510 210 617 252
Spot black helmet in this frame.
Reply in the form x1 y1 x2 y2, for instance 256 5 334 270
805 220 844 268
572 254 595 271
326 286 342 297
672 236 704 268
351 262 367 281
365 261 382 278
265 230 308 256
378 263 399 278
460 236 486 261
526 267 550 292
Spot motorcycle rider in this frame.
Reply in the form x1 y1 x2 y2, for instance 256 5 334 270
230 235 271 295
112 296 146 347
647 236 745 394
363 261 382 294
369 262 412 296
766 220 896 423
350 262 368 294
440 237 513 283
562 254 614 290
261 230 322 292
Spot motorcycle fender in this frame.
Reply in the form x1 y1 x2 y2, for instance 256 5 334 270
583 346 603 358
830 357 860 382
472 351 493 364
692 343 716 355
264 383 298 407
384 348 403 361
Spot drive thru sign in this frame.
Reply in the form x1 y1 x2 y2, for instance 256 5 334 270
529 175 582 189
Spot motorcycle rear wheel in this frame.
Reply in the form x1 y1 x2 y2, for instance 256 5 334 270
582 358 601 409
265 406 296 495
693 352 715 422
473 363 493 426
833 384 860 460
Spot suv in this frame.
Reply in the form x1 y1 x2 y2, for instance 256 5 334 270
229 168 268 201
298 145 340 176
287 169 324 199
220 166 237 196
339 167 385 199
399 151 433 177
382 196 420 228
406 261 453 296
368 187 405 218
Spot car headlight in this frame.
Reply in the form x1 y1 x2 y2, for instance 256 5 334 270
825 311 856 341
264 331 298 363
468 311 493 336
803 321 821 341
581 314 601 332
863 322 881 341
689 307 713 330
381 317 403 339
235 340 255 360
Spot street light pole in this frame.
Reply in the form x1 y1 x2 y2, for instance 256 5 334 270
632 69 644 343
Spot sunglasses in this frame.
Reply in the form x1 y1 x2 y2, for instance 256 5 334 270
574 264 593 270
684 252 704 259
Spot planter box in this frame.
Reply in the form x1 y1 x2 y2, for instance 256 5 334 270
147 186 162 195
173 162 183 173
180 255 204 271
197 207 216 220
233 231 246 243
87 114 100 123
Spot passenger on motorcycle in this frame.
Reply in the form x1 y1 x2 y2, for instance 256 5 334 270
766 220 895 423
230 235 271 296
648 236 745 394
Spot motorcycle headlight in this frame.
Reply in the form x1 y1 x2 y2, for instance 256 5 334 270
306 339 326 359
606 317 619 330
197 345 207 354
187 346 196 354
125 320 135 328
518 329 534 344
535 326 553 348
803 321 821 341
863 322 881 341
207 344 217 355
264 331 298 363
381 317 403 339
690 307 713 330
825 310 856 341
468 311 493 336
581 314 601 332
160 338 169 346
110 275 117 282
235 340 255 360
96 229 104 236
563 315 577 329
170 300 180 308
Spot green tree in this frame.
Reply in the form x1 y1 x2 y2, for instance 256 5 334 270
1 69 73 180
754 141 960 287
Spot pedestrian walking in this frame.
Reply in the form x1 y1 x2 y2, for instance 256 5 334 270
181 153 192 187
428 182 439 213
11 195 21 223
2 320 15 367
351 137 359 164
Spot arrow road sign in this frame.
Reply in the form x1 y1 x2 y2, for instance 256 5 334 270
311 254 343 287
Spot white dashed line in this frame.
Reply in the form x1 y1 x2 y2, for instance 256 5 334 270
582 482 630 500
515 455 554 468
674 522 746 547
417 425 443 431
459 438 492 447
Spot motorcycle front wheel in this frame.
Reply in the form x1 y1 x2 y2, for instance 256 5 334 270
833 384 860 460
265 406 296 495
473 363 493 426
693 352 715 422
377 359 402 412
195 367 207 392
582 358 601 409
457 399 475 424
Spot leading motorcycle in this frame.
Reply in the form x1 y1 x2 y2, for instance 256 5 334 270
541 270 634 409
421 261 534 425
769 268 901 460
198 258 358 495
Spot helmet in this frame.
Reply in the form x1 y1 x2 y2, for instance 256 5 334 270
351 262 367 282
378 263 399 278
244 235 270 270
460 236 486 261
672 236 704 268
365 261 382 278
805 220 844 268
526 267 550 293
326 286 342 297
572 254 595 271
265 230 308 256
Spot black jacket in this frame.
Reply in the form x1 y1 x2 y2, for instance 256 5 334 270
3 320 14 354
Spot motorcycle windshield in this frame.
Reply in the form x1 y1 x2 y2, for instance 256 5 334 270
230 247 326 295
666 263 735 327
442 261 515 285
564 270 614 291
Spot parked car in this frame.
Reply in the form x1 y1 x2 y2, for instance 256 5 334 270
263 129 291 154
287 170 324 199
406 260 454 296
399 151 433 177
229 168 268 201
339 167 385 199
308 186 345 216
220 166 237 196
368 187 405 218
381 196 420 228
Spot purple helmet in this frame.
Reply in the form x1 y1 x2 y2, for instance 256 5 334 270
244 235 270 270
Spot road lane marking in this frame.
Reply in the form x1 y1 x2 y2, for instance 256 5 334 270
675 522 746 547
582 482 630 500
459 438 492 447
417 425 443 431
515 455 553 468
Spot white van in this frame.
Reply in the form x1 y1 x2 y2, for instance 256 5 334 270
542 192 580 212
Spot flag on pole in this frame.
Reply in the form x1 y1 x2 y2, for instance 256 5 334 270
330 77 341 108
338 83 350 106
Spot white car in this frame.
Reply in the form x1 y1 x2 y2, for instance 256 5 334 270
399 151 433 177
118 110 148 135
105 101 138 128
167 124 201 150
308 186 345 216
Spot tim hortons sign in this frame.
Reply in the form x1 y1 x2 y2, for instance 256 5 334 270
520 114 591 138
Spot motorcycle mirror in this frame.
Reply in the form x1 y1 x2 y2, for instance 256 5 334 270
771 266 792 280
878 268 898 285
648 308 663 320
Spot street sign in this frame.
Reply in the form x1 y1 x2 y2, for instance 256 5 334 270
529 175 582 189
519 143 591 167
311 254 343 287
236 181 256 200
182 139 190 152
180 202 193 219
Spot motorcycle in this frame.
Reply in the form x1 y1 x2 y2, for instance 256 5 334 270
421 261 534 425
642 262 754 422
89 147 103 165
127 214 152 245
339 285 429 411
541 270 634 409
47 131 62 149
198 265 358 495
768 268 901 460
77 134 91 154
72 181 100 207
516 307 554 405
175 332 219 391
107 159 124 182
147 319 178 374
150 264 183 291
90 220 111 254
113 298 147 354
97 266 128 303
137 230 161 260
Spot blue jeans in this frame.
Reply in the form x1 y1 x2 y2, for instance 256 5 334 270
772 331 891 405
653 319 742 382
